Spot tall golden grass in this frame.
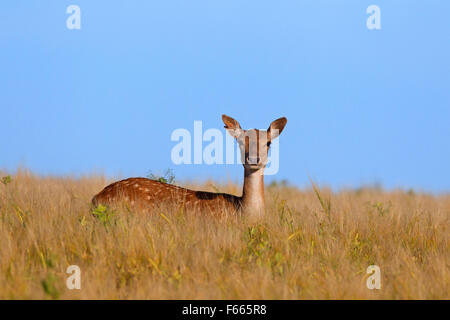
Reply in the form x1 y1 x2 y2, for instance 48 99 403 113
0 169 448 299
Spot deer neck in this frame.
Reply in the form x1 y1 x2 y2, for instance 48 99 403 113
241 167 265 217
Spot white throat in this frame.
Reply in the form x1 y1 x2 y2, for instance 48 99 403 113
241 167 265 218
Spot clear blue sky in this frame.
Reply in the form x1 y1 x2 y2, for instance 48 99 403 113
1 1 449 192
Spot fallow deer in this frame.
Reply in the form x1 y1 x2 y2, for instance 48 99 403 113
91 115 287 218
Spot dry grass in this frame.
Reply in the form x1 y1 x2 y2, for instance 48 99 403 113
0 169 448 299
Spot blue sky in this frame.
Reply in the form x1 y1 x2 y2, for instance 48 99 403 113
0 1 449 192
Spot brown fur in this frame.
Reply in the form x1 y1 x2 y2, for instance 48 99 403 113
92 177 241 215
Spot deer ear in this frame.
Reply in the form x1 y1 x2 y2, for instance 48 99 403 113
268 117 287 140
222 114 243 138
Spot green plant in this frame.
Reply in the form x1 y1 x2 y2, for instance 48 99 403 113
245 225 271 260
1 175 11 186
147 169 175 184
92 204 116 226
371 201 391 216
41 273 60 300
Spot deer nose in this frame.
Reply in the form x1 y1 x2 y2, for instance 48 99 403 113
247 156 260 164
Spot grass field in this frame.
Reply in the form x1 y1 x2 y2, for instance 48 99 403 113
0 170 448 299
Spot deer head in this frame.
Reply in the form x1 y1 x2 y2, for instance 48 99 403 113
222 114 287 171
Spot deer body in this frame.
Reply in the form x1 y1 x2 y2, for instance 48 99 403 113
92 115 287 218
92 177 242 215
